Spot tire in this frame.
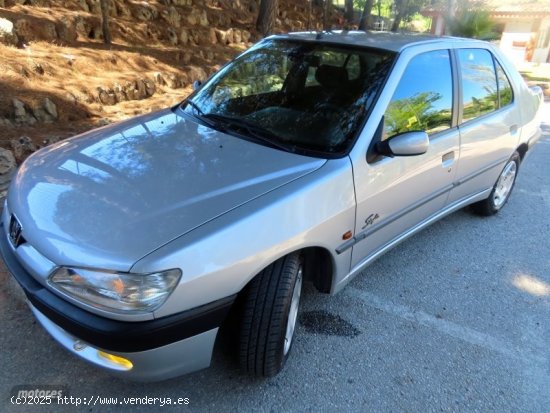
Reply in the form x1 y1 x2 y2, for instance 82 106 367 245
471 151 520 216
239 252 303 377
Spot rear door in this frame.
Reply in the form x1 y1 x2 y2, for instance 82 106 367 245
349 48 460 269
447 48 521 204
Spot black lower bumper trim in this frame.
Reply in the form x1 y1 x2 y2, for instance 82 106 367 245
0 223 235 353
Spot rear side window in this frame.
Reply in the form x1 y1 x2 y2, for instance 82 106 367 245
383 49 453 139
458 49 498 122
496 60 513 107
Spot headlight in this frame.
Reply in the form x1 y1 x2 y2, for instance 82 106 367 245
48 267 181 314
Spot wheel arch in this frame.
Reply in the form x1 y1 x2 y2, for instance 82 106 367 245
516 143 528 161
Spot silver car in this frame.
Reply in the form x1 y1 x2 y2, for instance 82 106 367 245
0 32 543 381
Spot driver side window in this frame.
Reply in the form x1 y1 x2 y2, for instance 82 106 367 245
383 50 453 140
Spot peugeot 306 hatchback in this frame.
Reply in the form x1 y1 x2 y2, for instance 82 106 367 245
0 31 543 381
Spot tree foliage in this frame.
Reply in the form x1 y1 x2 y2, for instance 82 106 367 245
391 0 429 32
447 10 498 40
385 91 450 137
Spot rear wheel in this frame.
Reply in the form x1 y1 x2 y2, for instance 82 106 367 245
239 252 303 377
471 152 520 216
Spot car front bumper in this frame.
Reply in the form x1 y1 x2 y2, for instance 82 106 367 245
0 222 235 381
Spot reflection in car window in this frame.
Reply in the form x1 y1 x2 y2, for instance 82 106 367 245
458 49 498 122
185 40 395 156
384 50 453 140
495 60 513 107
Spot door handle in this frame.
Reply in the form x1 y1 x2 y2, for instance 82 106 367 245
441 151 455 166
509 124 518 135
442 151 455 170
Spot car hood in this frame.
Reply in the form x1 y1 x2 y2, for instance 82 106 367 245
9 109 325 271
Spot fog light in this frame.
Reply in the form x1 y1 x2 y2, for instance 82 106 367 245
97 351 133 370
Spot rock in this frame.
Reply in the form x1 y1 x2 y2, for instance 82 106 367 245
96 118 111 127
225 29 234 44
144 79 156 97
86 0 102 15
108 0 118 17
215 28 228 45
162 6 181 28
12 99 26 118
113 83 127 102
187 8 208 26
0 118 14 128
188 66 207 82
179 28 189 45
0 148 16 177
57 17 78 43
132 4 158 21
77 0 89 12
208 28 217 45
123 81 137 100
166 73 180 89
97 87 117 105
154 72 166 85
0 17 19 46
114 0 131 18
135 80 147 99
184 53 192 64
31 98 58 122
10 136 37 161
15 18 57 42
13 99 37 125
232 29 242 44
39 136 62 148
199 9 209 26
241 29 251 43
43 98 57 119
167 27 178 45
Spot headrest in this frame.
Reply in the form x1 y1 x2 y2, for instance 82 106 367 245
315 65 349 89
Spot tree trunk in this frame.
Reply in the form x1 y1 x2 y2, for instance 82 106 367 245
323 0 332 30
100 0 111 45
256 0 279 36
344 0 354 23
358 0 374 30
307 0 312 30
391 12 403 32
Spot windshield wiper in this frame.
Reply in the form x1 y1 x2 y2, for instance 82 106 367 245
183 100 226 131
203 113 295 153
185 100 205 117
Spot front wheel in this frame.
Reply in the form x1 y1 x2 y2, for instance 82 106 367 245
471 152 520 216
239 252 303 377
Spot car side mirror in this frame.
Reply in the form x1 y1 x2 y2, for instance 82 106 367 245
192 80 202 91
376 131 429 157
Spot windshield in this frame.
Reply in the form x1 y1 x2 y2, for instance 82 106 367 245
182 39 395 156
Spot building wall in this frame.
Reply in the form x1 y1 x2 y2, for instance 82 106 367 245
499 20 534 64
532 17 550 63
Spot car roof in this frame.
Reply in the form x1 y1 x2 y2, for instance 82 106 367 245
273 30 482 52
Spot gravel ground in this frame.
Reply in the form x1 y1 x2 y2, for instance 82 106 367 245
1 105 549 413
